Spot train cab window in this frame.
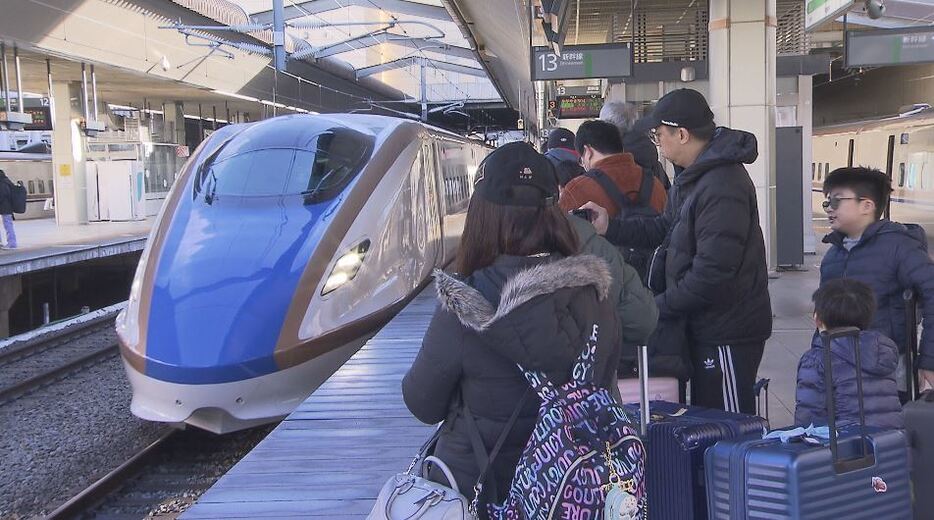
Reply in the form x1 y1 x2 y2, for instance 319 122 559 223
899 163 906 187
196 127 374 202
27 180 35 195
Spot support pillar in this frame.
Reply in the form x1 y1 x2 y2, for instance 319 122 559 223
0 276 22 338
798 74 818 254
708 0 777 268
164 101 186 145
50 81 88 225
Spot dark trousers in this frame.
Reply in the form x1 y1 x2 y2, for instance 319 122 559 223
690 341 765 415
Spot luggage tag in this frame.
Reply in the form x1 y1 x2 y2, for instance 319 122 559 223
602 441 643 520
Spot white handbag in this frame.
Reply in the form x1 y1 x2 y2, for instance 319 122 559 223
368 449 472 520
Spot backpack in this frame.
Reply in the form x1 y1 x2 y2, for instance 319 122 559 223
485 325 646 520
585 168 658 281
11 182 26 214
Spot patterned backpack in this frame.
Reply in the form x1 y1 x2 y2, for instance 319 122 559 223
479 323 646 520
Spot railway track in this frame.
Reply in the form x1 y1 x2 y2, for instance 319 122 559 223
0 312 120 403
46 424 277 519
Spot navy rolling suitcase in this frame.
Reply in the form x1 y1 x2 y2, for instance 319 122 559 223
624 346 768 520
705 327 913 519
902 290 934 519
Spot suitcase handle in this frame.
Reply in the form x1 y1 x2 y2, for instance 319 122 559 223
820 327 876 474
904 290 921 401
637 344 650 436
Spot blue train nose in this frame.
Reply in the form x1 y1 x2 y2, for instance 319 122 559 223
145 199 325 384
140 117 375 384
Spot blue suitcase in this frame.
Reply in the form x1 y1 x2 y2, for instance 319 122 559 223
624 347 768 520
704 327 913 519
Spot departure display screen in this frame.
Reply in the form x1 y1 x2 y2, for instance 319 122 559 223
556 95 603 119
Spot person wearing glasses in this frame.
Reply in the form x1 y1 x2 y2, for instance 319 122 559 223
580 88 772 415
819 166 934 399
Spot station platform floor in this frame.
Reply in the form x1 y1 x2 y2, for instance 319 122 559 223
182 252 824 518
0 217 152 276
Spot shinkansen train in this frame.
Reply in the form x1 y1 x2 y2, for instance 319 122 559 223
812 105 934 227
116 114 489 433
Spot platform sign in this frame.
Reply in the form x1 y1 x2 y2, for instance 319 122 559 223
846 27 934 68
556 95 604 119
806 0 854 32
531 43 632 81
23 107 52 131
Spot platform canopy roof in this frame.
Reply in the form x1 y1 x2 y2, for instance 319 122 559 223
173 0 503 105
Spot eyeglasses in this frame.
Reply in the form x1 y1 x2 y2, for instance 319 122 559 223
822 196 862 210
648 129 660 145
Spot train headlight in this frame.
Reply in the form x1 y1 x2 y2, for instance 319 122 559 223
321 240 370 295
116 260 145 347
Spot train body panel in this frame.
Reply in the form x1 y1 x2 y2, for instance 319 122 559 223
812 108 934 226
116 114 488 433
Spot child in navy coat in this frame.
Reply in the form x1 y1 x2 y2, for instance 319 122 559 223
795 279 903 429
820 167 934 398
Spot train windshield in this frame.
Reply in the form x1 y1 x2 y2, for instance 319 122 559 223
195 126 374 203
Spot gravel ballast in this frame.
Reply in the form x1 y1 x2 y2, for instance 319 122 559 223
0 353 167 518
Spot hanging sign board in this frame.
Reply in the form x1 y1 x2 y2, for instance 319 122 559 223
805 0 854 32
846 27 934 68
531 43 632 81
556 95 604 119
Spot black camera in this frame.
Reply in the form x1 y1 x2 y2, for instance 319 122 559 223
571 209 593 222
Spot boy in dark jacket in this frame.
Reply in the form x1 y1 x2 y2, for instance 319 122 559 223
795 279 903 429
820 167 934 397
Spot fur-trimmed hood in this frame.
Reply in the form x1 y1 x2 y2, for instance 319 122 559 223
431 254 616 375
433 255 612 331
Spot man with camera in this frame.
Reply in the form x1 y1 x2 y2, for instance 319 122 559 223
581 89 772 414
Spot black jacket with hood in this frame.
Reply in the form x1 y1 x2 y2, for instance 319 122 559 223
0 172 15 215
605 127 772 347
402 254 621 504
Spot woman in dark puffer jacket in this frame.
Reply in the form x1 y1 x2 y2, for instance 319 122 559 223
402 142 621 511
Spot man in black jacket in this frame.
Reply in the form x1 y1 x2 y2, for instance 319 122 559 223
0 170 18 249
583 89 772 414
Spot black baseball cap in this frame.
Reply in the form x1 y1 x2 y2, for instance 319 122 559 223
546 127 575 151
644 88 714 130
474 141 558 207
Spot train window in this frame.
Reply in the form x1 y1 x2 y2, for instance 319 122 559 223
38 180 45 194
811 163 816 180
899 163 905 187
908 164 918 190
27 180 35 195
825 163 830 177
817 163 822 180
198 128 374 202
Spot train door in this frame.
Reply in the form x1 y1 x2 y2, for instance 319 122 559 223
437 140 469 265
884 135 896 219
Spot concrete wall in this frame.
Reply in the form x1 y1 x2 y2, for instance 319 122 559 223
814 63 934 127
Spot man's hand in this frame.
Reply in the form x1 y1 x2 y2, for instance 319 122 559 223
921 369 934 391
581 202 609 235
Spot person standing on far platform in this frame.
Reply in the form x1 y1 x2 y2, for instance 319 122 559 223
0 170 19 250
581 89 772 414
